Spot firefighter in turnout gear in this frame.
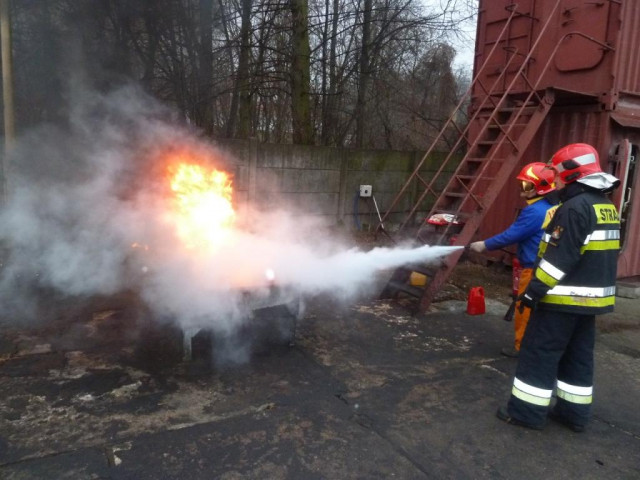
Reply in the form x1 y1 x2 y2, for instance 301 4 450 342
470 162 558 357
496 143 620 432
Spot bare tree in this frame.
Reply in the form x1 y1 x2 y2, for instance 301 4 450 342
8 0 475 150
196 0 214 134
354 0 372 148
289 0 313 144
227 0 254 138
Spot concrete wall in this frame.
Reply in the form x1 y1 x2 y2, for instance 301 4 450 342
216 138 455 228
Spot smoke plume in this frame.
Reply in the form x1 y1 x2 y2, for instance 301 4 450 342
0 85 459 349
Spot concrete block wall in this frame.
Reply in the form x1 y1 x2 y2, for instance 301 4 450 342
215 138 455 228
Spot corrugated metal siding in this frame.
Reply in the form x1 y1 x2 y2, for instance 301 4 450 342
613 0 640 94
472 0 640 278
476 108 640 278
476 109 609 252
477 108 608 238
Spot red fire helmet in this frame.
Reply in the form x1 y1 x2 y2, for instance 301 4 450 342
516 162 556 195
549 143 602 184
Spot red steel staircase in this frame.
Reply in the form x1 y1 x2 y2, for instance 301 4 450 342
379 2 563 312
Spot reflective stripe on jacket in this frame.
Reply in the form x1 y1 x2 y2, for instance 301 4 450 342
527 184 620 315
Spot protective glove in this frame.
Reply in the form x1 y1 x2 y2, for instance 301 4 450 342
517 292 537 314
469 241 486 253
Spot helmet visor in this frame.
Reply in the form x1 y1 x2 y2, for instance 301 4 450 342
521 181 535 192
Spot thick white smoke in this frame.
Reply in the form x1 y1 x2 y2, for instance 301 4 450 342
0 86 460 339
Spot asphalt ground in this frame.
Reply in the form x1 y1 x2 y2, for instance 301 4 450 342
0 286 639 479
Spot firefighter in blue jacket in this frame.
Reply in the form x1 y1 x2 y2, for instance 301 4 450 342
470 162 558 357
497 143 620 432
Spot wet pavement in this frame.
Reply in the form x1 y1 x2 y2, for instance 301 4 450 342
0 290 639 479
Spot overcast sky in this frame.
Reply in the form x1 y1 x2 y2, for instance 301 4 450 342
423 0 478 70
453 25 477 69
450 2 478 70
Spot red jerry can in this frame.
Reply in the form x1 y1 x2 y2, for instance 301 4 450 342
467 287 486 315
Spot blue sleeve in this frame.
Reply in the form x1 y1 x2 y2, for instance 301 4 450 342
484 206 542 251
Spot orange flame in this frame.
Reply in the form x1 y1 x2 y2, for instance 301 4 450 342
168 162 235 250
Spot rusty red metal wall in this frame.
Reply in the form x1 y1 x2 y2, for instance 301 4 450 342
472 1 640 278
476 106 609 248
474 0 626 99
477 106 640 278
613 1 640 95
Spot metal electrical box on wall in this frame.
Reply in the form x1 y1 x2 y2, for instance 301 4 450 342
359 185 372 197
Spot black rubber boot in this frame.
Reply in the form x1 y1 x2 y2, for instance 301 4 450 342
496 406 544 430
547 409 585 433
500 346 519 358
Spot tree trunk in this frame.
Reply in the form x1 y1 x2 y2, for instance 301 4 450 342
319 0 329 138
140 2 160 91
321 0 339 145
228 0 253 138
197 0 214 134
355 0 372 148
289 0 312 145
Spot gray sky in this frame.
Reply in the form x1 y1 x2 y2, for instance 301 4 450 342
423 0 478 69
450 1 478 69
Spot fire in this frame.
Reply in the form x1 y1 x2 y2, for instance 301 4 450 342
168 162 235 250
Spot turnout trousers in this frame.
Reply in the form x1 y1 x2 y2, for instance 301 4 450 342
507 308 595 427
